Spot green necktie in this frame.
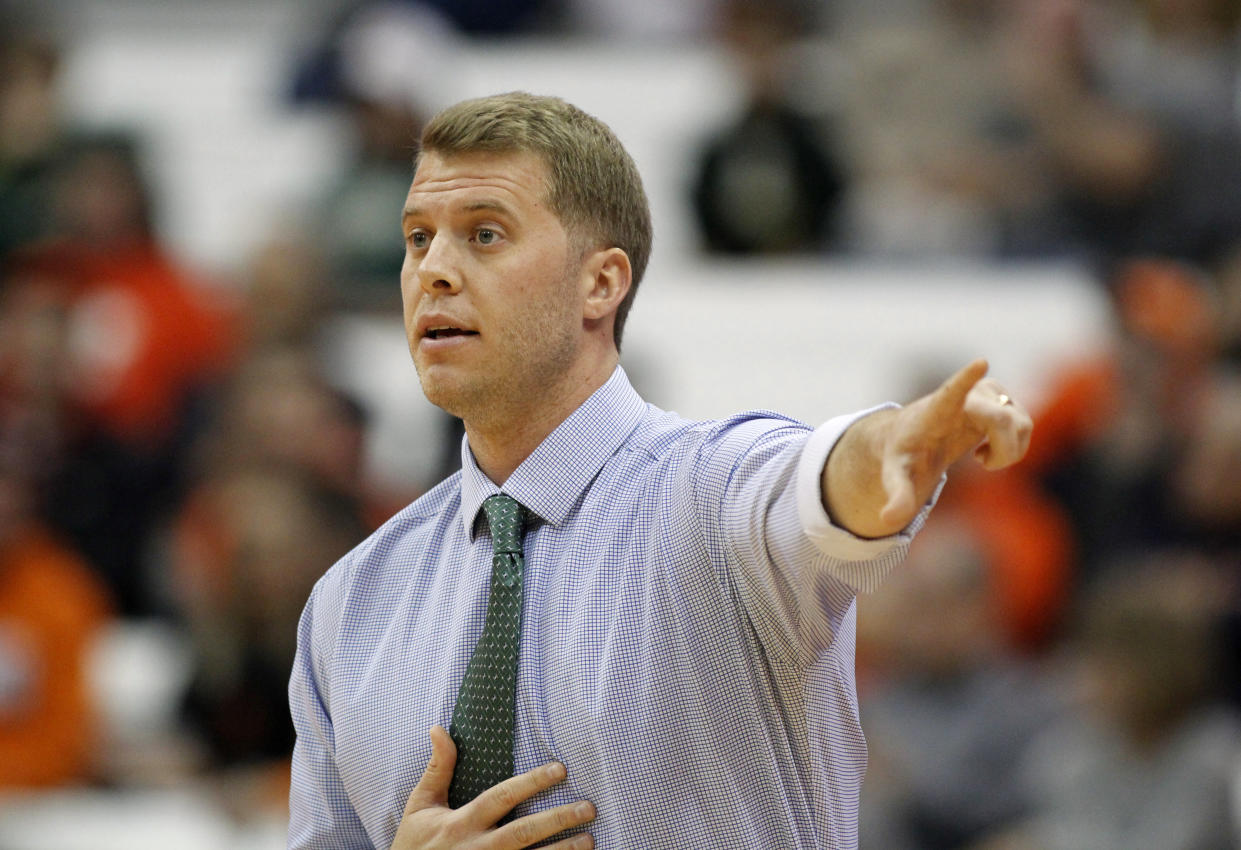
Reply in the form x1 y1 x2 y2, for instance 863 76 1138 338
448 493 528 810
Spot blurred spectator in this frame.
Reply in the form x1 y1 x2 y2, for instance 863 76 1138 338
835 0 1058 256
857 517 1066 850
169 463 364 775
934 460 1075 653
690 0 848 254
110 306 378 804
0 25 65 259
291 1 462 310
997 555 1241 850
834 0 1241 261
162 345 372 653
1004 0 1241 262
12 134 241 616
1023 257 1236 574
44 134 238 444
1087 0 1241 142
183 348 371 520
240 232 331 355
0 452 113 788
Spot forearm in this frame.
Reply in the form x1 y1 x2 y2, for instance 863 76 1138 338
820 407 905 540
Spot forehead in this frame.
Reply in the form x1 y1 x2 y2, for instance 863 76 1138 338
404 150 551 215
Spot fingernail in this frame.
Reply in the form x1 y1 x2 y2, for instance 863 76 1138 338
575 801 595 819
572 834 593 848
544 761 566 781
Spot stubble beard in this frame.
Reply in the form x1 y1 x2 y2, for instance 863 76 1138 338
415 273 582 431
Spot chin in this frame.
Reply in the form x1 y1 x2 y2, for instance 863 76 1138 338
415 367 476 418
416 372 456 411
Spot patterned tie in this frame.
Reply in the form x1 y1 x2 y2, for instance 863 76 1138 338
448 493 528 810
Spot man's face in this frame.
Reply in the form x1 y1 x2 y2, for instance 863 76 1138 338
400 150 586 422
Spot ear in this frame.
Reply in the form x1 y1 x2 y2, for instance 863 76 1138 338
581 246 632 323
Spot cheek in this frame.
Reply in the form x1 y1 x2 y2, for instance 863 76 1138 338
510 284 573 337
400 255 420 317
399 251 416 296
521 260 581 315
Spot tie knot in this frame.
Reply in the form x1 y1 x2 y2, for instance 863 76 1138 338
482 494 526 555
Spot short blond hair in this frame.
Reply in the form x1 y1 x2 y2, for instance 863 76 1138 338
418 92 652 349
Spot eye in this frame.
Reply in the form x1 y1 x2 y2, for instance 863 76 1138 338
474 228 499 246
407 229 430 250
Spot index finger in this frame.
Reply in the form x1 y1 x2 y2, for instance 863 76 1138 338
929 358 989 418
463 761 568 826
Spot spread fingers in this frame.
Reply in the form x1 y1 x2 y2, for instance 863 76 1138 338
489 801 596 850
464 761 568 826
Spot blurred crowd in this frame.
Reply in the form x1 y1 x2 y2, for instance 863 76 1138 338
1 0 1240 847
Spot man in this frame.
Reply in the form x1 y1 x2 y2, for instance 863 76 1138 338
288 92 1031 850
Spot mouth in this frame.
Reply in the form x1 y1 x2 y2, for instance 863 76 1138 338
423 326 479 341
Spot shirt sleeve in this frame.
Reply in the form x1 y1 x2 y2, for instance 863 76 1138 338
288 581 373 850
707 405 939 663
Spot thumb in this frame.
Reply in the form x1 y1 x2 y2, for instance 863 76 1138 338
405 725 457 814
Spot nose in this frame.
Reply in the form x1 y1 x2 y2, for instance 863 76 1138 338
415 234 462 296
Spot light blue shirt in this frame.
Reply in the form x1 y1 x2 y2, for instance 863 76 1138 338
288 367 930 849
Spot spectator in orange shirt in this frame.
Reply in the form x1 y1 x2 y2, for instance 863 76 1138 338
14 134 241 615
0 454 113 787
45 134 239 446
1028 257 1226 574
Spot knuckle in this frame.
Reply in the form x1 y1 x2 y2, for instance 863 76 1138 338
492 782 520 810
511 819 537 844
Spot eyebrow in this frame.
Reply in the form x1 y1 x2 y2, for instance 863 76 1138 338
402 200 516 219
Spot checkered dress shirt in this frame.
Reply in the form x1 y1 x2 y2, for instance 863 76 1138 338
288 367 933 849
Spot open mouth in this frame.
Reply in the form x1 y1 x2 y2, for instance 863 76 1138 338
425 327 478 340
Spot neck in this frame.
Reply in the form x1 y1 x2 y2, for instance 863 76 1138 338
465 347 618 484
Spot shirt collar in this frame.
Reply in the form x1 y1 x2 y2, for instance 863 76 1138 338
458 365 647 538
